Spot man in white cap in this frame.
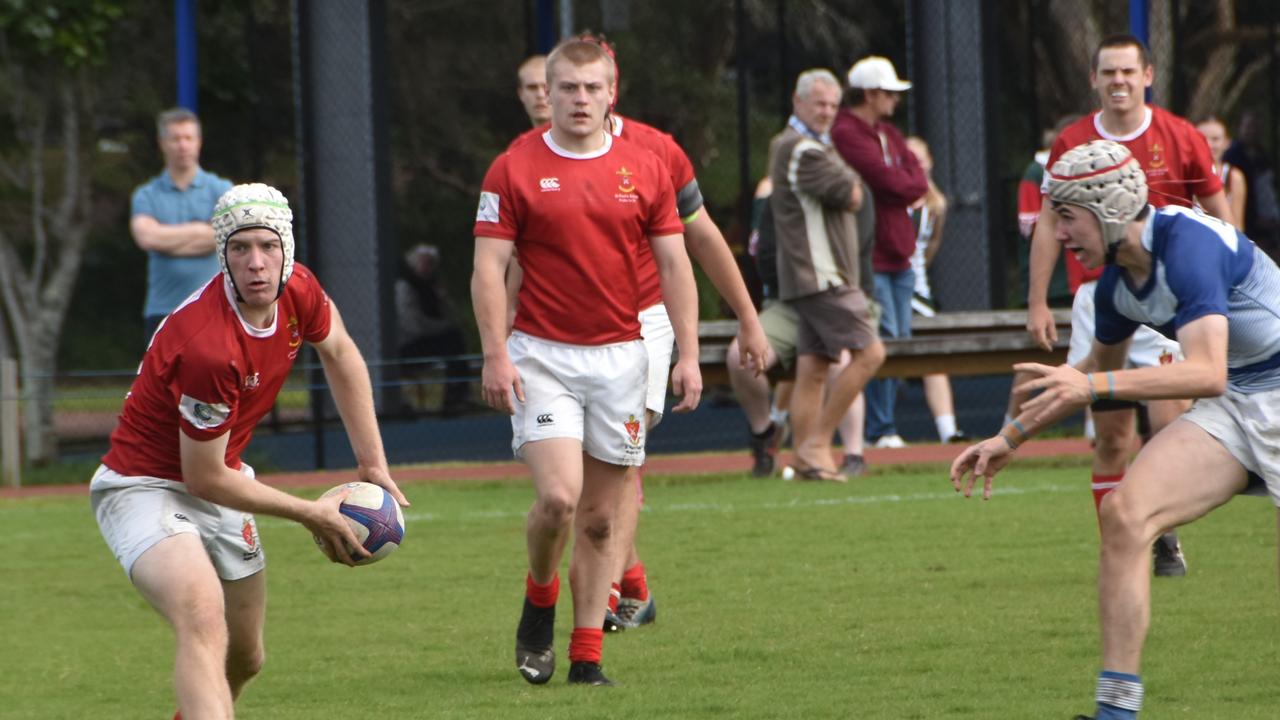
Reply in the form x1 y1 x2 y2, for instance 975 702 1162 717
831 56 928 450
90 183 407 718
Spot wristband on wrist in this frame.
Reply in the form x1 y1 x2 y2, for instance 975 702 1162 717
1105 371 1117 400
1087 373 1100 403
999 433 1020 451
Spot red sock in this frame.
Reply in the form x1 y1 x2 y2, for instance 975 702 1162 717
608 583 621 613
526 572 559 609
1091 473 1124 515
568 627 604 664
621 562 649 601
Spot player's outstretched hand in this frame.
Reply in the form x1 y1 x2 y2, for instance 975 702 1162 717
360 466 410 507
1025 304 1058 352
669 357 703 413
481 354 524 415
736 318 770 378
307 486 372 566
949 436 1015 501
1012 362 1091 423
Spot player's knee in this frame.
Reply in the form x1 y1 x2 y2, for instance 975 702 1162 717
858 339 886 369
1098 490 1152 551
533 492 576 527
578 515 613 547
227 643 265 683
1092 432 1132 466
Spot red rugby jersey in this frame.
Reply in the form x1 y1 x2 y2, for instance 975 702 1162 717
102 264 331 481
475 130 682 344
1046 106 1222 293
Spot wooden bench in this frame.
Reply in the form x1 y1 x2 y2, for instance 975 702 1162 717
695 309 1073 384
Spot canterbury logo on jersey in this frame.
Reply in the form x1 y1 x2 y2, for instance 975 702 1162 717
539 177 560 191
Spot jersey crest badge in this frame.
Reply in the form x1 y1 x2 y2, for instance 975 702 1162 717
288 315 302 358
243 372 260 390
624 414 642 447
616 166 636 193
1148 142 1165 168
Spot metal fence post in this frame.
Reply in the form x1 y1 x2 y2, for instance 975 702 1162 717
1 357 20 487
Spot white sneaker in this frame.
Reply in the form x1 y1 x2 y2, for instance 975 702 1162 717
872 434 907 449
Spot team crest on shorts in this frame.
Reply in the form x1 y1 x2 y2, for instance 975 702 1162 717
1159 349 1174 365
624 414 642 447
241 515 262 560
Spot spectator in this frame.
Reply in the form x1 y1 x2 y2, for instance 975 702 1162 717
831 56 929 449
1222 109 1280 258
395 243 470 413
1195 116 1247 232
130 108 233 344
767 68 884 481
904 136 968 444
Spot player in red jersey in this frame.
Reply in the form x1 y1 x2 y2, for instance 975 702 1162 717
90 183 407 719
1025 35 1233 577
513 46 768 634
474 39 701 687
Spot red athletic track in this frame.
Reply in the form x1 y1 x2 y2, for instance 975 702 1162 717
1 438 1092 500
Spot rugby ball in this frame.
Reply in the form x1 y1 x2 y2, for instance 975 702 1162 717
315 481 405 565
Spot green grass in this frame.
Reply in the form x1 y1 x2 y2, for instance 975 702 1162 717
4 459 1278 718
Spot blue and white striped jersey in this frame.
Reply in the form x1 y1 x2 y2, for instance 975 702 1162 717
1095 205 1280 393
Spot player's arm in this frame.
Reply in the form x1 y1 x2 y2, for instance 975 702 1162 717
1197 190 1235 227
682 210 767 376
130 214 217 256
472 236 522 414
179 430 369 565
650 232 702 413
1025 201 1061 351
504 254 524 335
311 301 408 507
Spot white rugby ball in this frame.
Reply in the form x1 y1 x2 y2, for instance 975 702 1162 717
315 481 405 565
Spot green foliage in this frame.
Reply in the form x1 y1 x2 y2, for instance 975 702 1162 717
0 0 123 67
4 460 1279 718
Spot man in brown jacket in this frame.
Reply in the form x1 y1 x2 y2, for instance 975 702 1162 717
768 69 885 481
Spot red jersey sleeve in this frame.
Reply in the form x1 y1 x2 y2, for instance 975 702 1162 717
174 347 241 442
1017 177 1042 239
643 151 684 237
474 153 518 241
289 263 332 344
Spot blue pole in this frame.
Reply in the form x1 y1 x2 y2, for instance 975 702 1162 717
535 0 557 52
175 0 198 110
1129 0 1151 102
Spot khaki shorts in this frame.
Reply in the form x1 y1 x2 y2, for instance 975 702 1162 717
759 299 799 370
90 464 265 581
508 331 648 466
788 286 877 361
1182 386 1280 505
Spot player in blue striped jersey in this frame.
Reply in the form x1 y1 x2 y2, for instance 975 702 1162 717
951 140 1280 720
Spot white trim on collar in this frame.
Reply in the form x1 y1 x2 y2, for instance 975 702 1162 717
541 129 613 159
1093 107 1152 143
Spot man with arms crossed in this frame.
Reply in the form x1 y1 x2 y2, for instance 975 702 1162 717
1025 35 1232 575
91 183 408 719
131 108 233 343
769 69 884 481
513 47 768 633
475 39 701 686
954 139 1280 720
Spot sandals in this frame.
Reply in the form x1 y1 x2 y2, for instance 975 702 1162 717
793 464 848 483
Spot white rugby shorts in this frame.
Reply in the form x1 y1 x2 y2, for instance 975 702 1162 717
1181 386 1280 505
1068 280 1183 369
640 302 675 426
508 331 648 466
90 464 265 581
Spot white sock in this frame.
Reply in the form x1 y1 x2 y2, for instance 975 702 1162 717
770 405 789 427
935 414 957 442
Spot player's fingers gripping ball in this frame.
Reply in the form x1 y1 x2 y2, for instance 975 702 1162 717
314 481 406 565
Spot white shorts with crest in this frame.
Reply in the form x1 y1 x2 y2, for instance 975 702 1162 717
1068 280 1183 369
90 464 265 581
640 303 675 426
508 331 648 466
1182 386 1280 505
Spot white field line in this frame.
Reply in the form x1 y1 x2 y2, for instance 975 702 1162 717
259 482 1078 527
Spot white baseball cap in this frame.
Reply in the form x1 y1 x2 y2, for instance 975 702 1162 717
847 56 912 91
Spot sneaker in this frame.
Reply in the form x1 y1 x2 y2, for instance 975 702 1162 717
567 661 614 685
872 434 907 449
1073 716 1095 720
1153 531 1187 577
602 607 625 633
839 454 867 477
515 598 555 684
945 430 970 444
749 422 784 477
616 595 656 628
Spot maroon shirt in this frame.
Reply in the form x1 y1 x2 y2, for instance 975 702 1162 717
831 108 928 273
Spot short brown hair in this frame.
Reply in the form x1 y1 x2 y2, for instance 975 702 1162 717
545 38 616 86
1092 34 1150 72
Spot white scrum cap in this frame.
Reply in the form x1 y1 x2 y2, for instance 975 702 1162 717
211 183 296 296
1045 140 1148 251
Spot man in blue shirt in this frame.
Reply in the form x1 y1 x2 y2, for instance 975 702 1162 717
951 140 1280 720
131 108 233 342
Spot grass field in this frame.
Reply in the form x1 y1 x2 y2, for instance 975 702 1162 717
4 458 1279 719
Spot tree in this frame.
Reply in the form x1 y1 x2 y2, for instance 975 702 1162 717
0 0 121 463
